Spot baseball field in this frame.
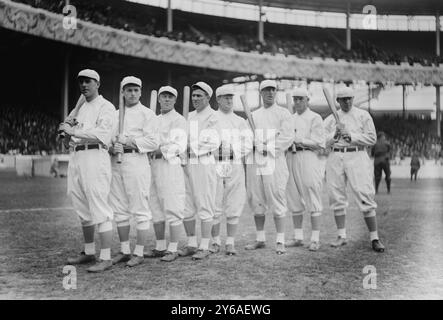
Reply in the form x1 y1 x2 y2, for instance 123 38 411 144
1 169 442 300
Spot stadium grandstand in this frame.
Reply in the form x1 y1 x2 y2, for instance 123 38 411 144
0 0 442 162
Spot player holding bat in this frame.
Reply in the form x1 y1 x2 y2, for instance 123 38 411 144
109 76 159 267
323 86 385 252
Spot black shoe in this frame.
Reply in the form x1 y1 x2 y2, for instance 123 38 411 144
67 251 96 265
372 239 385 252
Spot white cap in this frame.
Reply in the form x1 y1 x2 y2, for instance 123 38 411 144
336 87 354 99
192 81 213 98
259 80 277 91
291 87 309 98
215 85 235 97
158 86 178 97
121 76 142 88
78 69 100 82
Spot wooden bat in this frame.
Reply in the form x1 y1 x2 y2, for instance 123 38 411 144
182 86 190 119
150 90 157 114
240 94 256 132
59 94 85 138
286 92 293 114
322 85 341 125
117 85 125 164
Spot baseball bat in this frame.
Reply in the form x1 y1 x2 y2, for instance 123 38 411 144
59 94 85 138
117 85 125 164
150 90 158 114
240 94 256 132
183 86 190 119
286 92 293 114
322 85 341 124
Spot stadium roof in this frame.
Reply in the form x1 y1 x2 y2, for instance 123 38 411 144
223 0 443 16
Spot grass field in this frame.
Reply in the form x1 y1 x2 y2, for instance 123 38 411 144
1 170 443 300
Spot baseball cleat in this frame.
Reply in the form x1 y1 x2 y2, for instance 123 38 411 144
112 252 131 265
285 239 304 248
371 239 385 252
225 244 237 256
87 259 113 273
192 249 211 260
144 249 166 258
244 241 266 250
160 251 179 262
177 246 198 257
126 255 144 267
276 242 286 255
209 243 221 254
308 241 321 251
67 251 96 265
330 236 348 248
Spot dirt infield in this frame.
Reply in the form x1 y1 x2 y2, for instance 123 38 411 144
1 170 442 299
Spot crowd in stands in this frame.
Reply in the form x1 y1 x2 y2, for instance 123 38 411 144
13 0 443 67
374 115 443 162
0 106 61 155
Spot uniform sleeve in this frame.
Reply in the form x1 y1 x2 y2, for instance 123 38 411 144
301 114 325 149
160 116 188 160
232 119 254 159
190 113 221 156
272 108 295 156
73 103 116 146
133 110 159 153
349 112 377 147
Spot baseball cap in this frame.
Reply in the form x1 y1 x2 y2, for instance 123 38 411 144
291 87 309 98
78 69 100 82
121 76 142 88
215 85 235 97
259 80 277 91
191 81 213 98
336 87 354 99
158 86 178 97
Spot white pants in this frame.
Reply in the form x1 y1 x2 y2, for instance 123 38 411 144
246 154 289 217
150 158 185 226
215 162 245 223
67 148 113 225
184 155 217 222
326 150 377 213
286 150 324 213
109 153 151 227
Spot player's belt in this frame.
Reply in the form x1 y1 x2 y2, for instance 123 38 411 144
333 146 365 152
123 148 138 154
74 144 101 152
151 153 164 159
188 151 212 158
288 146 310 153
216 155 234 161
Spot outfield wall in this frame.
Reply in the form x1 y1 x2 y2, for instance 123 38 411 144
1 154 442 179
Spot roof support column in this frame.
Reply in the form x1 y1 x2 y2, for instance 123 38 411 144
436 12 440 57
436 85 441 138
346 2 351 50
167 0 173 32
258 0 264 43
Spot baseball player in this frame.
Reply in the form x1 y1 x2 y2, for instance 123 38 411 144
144 86 187 262
210 85 253 255
245 80 295 255
372 131 391 193
323 87 385 252
109 76 159 267
179 82 221 260
286 88 325 251
59 69 116 272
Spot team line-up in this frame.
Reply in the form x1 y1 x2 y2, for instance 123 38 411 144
57 69 385 273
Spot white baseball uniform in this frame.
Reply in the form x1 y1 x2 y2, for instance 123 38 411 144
150 109 187 226
286 108 325 214
108 102 159 229
214 110 253 224
184 104 220 222
246 103 295 217
67 95 115 226
324 106 377 215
